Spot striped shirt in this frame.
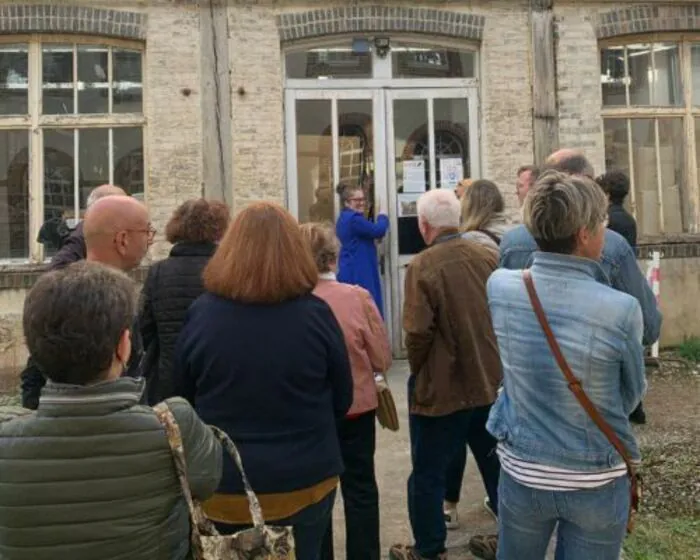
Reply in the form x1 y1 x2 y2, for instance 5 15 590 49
497 444 627 492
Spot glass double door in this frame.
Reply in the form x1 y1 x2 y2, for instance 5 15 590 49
285 87 479 356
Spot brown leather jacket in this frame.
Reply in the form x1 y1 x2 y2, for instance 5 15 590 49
403 229 502 416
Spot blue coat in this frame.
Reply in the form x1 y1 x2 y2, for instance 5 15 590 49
336 208 389 316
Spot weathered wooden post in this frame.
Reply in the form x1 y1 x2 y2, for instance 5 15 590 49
531 0 559 164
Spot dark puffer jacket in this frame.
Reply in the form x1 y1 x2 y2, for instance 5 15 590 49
140 242 216 404
0 377 222 560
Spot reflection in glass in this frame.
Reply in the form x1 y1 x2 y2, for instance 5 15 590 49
0 130 30 259
651 43 682 106
113 49 143 113
692 45 700 106
600 47 627 107
432 99 470 187
603 119 630 174
657 118 687 233
295 99 332 223
79 128 109 203
394 99 429 255
337 100 373 212
630 119 658 234
392 45 475 79
42 129 75 255
286 48 372 80
113 127 144 198
0 45 29 115
627 44 652 106
42 44 74 115
78 45 109 114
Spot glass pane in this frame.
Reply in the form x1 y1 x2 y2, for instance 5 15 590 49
433 98 470 187
600 46 627 107
630 119 659 235
286 47 372 79
79 128 109 206
43 129 76 255
295 99 332 223
113 127 144 199
691 45 700 106
628 43 652 106
113 49 143 113
42 44 74 115
657 118 687 233
77 45 109 114
603 119 630 175
393 99 428 255
0 44 28 115
0 130 30 259
392 45 475 78
651 43 682 106
337 99 373 213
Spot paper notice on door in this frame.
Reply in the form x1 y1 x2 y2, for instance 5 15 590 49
402 160 426 193
398 193 421 217
440 157 464 190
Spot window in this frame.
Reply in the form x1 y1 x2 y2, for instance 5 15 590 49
600 39 700 238
0 38 145 261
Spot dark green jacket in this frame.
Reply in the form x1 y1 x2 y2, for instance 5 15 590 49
0 377 222 560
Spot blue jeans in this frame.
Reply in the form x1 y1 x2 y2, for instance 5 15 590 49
497 471 629 560
216 489 336 560
407 376 500 559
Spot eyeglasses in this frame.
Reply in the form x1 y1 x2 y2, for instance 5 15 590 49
348 197 366 204
126 225 157 241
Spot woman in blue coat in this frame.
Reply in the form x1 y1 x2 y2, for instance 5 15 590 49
335 183 389 317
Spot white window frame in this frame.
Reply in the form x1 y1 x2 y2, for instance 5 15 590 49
600 33 700 240
0 34 146 264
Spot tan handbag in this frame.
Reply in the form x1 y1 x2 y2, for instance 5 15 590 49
154 402 296 559
523 270 642 533
376 381 400 431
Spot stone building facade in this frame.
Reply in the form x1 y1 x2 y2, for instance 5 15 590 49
1 0 700 381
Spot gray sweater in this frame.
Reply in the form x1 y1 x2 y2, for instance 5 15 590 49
0 377 222 560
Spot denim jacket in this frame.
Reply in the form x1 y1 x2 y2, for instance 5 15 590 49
486 253 646 470
499 225 662 346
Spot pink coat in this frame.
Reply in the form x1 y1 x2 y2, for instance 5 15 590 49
313 277 392 416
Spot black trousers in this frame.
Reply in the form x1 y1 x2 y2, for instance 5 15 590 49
321 410 380 560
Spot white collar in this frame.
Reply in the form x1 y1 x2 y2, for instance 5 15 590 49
319 272 336 281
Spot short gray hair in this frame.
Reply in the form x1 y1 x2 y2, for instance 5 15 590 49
417 189 461 229
23 261 138 385
524 170 608 254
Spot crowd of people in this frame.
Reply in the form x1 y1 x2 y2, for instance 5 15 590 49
0 146 659 560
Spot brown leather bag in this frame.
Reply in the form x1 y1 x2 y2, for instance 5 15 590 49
522 270 642 533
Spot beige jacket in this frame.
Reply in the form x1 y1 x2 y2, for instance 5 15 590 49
314 274 392 416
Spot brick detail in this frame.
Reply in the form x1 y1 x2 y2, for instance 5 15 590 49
637 241 700 260
276 7 485 43
0 4 147 40
0 264 149 291
596 5 700 39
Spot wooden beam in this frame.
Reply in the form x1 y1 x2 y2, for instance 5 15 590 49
531 0 559 164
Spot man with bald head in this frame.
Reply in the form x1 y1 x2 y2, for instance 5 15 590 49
50 184 127 269
84 195 153 272
499 149 661 348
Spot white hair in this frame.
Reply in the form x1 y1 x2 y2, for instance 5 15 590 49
417 189 461 229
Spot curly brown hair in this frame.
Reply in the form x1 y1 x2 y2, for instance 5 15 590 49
165 199 230 244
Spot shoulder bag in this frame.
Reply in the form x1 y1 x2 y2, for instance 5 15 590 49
154 402 296 559
522 270 642 533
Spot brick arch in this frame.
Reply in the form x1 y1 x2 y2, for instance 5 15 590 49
596 5 700 39
0 4 147 40
276 6 485 43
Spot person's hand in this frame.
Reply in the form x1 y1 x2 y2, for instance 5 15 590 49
375 373 389 391
375 197 387 217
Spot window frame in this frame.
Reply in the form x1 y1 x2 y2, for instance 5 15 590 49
0 34 147 264
600 32 700 241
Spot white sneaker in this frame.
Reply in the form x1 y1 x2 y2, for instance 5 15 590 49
444 508 460 530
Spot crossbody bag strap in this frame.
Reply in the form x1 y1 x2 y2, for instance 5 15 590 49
521 270 636 477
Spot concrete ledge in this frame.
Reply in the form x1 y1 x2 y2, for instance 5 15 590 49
0 4 147 40
0 264 150 291
276 7 485 43
596 5 700 39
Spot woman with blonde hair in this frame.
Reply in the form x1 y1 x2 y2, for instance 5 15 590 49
300 222 392 560
460 179 510 251
173 202 353 560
